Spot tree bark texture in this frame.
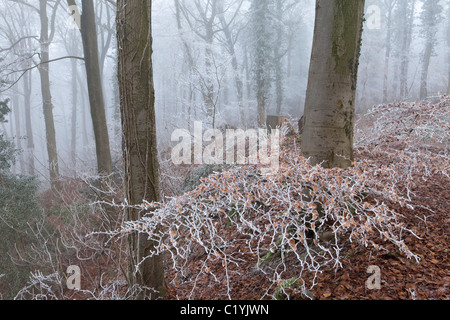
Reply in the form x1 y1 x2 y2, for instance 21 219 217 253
116 0 166 300
302 0 365 169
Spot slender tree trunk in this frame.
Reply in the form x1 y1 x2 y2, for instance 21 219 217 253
39 0 59 189
203 30 215 119
71 53 78 169
274 0 284 116
419 0 440 100
447 6 450 95
217 1 245 126
399 1 415 99
117 0 166 300
251 0 272 127
79 0 112 176
174 0 195 129
243 45 251 101
23 66 35 176
383 0 394 103
76 69 89 148
12 84 24 174
420 40 433 100
302 0 365 169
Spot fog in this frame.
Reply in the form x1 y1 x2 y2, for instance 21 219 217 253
0 0 448 187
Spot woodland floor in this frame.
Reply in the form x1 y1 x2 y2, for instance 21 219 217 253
164 134 449 301
30 106 449 301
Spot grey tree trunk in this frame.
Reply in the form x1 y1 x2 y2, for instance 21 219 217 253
70 51 78 169
79 0 112 176
116 0 167 300
38 0 59 189
447 6 450 95
398 1 415 99
419 0 441 100
301 0 365 169
420 41 433 100
174 0 195 129
23 65 35 176
274 0 284 116
383 0 395 103
12 84 24 174
217 1 245 126
251 0 273 127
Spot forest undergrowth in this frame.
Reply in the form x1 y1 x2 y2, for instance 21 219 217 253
7 96 449 300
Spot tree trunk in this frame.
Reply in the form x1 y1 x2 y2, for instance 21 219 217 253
23 65 35 176
302 0 365 169
398 1 414 99
420 40 433 100
39 0 59 189
12 84 24 174
251 0 272 127
447 6 450 95
174 0 196 130
419 0 441 100
79 0 112 176
274 0 284 116
70 52 78 169
383 0 394 103
116 0 166 300
217 1 245 126
203 30 215 119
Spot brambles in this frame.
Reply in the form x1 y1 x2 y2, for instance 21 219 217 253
12 97 448 300
113 97 448 299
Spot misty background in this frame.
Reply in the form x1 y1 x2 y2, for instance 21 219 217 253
0 0 448 188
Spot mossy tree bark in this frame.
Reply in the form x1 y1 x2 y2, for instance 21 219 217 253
301 0 365 169
116 0 166 300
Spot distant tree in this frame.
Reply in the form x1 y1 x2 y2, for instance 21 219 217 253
216 0 246 126
38 0 61 190
447 5 450 95
116 0 167 300
272 0 300 116
382 0 397 103
394 0 415 99
67 0 112 176
301 0 365 169
176 0 221 120
249 0 275 127
419 0 442 100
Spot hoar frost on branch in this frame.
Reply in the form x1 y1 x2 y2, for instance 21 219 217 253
106 97 450 299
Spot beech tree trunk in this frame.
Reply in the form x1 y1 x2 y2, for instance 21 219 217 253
116 0 166 300
301 0 365 169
